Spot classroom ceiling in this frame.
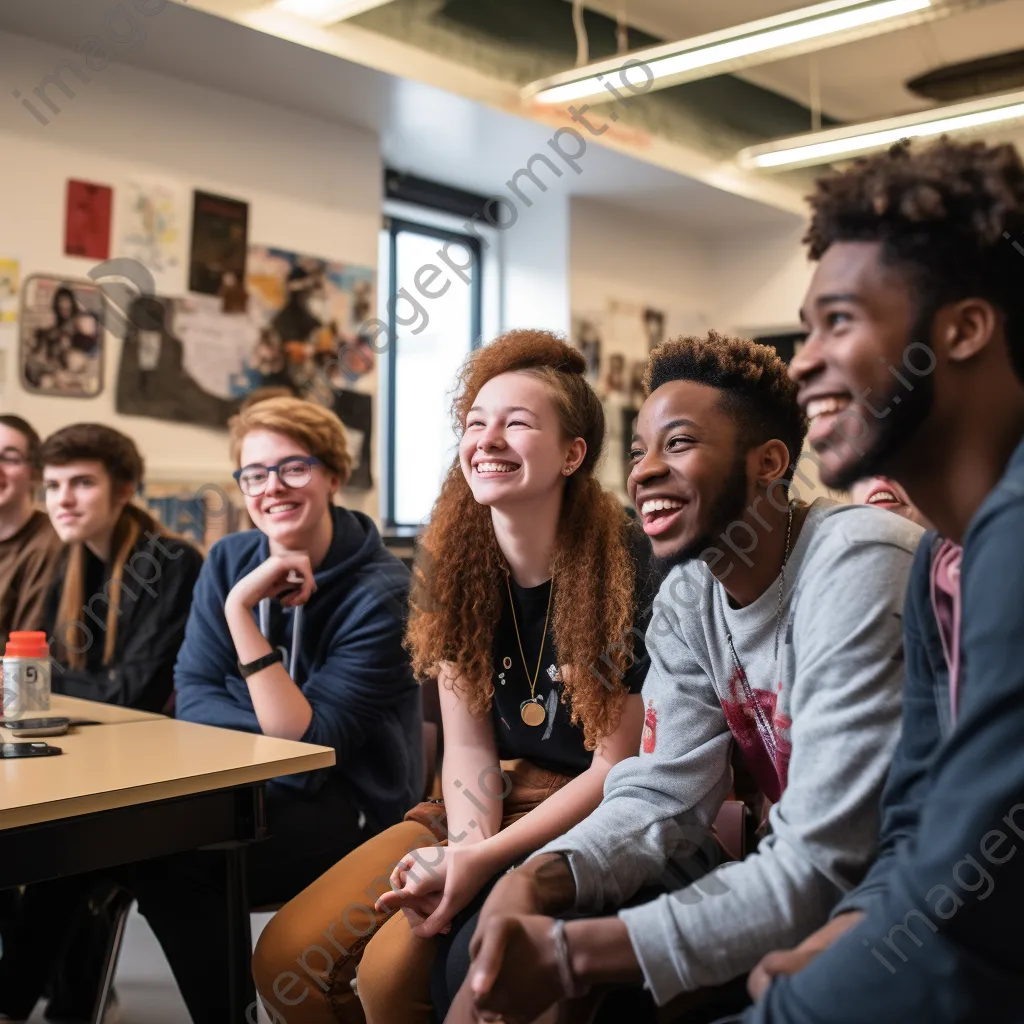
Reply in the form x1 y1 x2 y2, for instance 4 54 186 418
0 0 800 234
573 0 1024 120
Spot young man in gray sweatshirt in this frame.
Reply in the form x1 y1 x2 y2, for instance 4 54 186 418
446 330 923 1023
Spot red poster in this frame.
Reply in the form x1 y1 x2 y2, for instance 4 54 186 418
65 179 113 260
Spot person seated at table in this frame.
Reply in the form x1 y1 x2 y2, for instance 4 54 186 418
38 423 204 709
251 330 657 1024
443 331 922 1024
0 415 62 652
130 395 421 1024
0 424 203 1024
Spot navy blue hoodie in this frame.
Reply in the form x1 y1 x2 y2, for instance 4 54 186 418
744 439 1024 1024
174 506 422 831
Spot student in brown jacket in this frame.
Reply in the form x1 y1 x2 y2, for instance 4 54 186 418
0 415 62 649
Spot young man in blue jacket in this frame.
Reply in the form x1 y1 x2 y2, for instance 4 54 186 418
742 138 1024 1022
133 396 422 1024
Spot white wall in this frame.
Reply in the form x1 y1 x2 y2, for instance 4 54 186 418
0 30 382 516
571 196 717 357
712 222 815 337
569 199 838 502
500 194 570 335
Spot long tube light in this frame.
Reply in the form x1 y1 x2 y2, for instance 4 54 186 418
272 0 394 26
737 87 1024 169
523 0 1001 107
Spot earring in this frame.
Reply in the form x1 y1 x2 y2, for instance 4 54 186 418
563 466 573 475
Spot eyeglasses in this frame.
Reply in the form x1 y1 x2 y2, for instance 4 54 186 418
0 450 29 468
233 456 322 497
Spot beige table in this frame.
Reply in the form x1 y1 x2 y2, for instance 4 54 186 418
0 695 335 1022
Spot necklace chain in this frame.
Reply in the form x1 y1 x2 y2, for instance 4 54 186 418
505 572 555 702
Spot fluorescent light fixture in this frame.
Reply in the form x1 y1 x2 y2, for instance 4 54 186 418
272 0 394 26
523 0 1001 107
737 88 1024 169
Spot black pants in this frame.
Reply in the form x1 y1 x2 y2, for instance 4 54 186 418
129 781 368 1024
0 782 367 1024
0 876 133 1021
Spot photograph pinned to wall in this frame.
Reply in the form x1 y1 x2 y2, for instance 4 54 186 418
643 307 666 352
118 179 186 275
0 258 18 323
245 245 377 402
116 294 245 429
188 191 249 296
19 275 104 397
571 313 603 384
333 389 373 491
65 180 113 260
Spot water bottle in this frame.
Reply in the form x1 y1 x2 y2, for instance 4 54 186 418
2 631 52 720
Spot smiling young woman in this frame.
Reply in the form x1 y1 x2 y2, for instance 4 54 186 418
252 330 657 1024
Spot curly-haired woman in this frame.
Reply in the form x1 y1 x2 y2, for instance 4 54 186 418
252 329 656 1023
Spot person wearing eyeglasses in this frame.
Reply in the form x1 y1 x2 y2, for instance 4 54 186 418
137 395 421 1024
0 415 62 650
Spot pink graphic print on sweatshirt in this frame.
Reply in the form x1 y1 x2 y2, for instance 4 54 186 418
720 666 792 804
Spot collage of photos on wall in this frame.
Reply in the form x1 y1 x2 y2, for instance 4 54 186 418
572 300 681 506
2 177 378 494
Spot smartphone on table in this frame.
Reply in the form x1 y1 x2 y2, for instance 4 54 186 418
0 741 63 758
6 717 70 737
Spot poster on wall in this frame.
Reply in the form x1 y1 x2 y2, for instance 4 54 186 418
188 191 249 295
116 294 244 428
571 313 603 384
333 389 373 491
19 275 105 397
65 179 113 260
246 245 377 399
119 179 186 275
0 259 19 323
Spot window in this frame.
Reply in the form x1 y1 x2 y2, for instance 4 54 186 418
384 217 483 527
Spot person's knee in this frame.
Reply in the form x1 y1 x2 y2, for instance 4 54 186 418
357 915 435 1022
253 906 337 1007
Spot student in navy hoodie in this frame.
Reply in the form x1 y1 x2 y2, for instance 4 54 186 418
736 138 1024 1023
132 395 422 1024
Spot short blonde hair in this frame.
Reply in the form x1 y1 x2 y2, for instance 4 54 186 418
229 396 352 485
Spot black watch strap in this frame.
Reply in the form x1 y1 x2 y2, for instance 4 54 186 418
238 650 283 679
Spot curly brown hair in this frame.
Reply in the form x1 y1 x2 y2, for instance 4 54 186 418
406 329 637 750
645 330 807 481
805 138 1024 380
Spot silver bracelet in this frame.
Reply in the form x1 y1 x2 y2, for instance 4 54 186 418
550 919 589 1000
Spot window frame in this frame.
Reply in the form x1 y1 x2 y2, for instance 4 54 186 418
384 215 483 529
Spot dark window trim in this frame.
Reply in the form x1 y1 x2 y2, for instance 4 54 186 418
385 216 483 529
384 169 492 221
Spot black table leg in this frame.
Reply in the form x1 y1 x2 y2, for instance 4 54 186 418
226 845 256 1024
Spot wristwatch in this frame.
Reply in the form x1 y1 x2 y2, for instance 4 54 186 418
237 650 283 678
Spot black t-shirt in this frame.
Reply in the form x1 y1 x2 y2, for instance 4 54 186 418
491 523 656 777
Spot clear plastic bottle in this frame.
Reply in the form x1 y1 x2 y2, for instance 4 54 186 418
2 631 52 721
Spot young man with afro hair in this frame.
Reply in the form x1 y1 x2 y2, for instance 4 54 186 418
443 329 923 1024
736 138 1024 1024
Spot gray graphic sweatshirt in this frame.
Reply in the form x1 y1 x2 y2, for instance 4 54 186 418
534 500 922 1005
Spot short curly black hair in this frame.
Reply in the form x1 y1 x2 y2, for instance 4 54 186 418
806 138 1024 380
645 330 807 482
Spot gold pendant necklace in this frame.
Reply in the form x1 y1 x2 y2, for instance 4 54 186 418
505 571 554 727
